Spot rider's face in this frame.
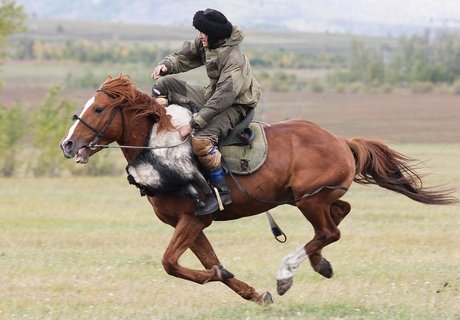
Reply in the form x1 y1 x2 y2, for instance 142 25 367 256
198 32 209 48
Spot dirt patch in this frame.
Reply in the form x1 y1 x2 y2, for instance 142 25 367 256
259 91 460 143
2 85 459 143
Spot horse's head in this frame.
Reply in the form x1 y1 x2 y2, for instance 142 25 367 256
60 74 173 164
60 75 132 164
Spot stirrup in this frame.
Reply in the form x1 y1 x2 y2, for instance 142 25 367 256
215 188 232 206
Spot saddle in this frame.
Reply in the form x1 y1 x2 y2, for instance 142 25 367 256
219 109 268 175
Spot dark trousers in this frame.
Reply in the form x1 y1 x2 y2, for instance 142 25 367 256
154 76 246 144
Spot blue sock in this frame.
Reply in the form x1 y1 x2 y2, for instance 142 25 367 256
209 166 224 182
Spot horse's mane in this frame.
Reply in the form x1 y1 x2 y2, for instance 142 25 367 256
99 74 174 133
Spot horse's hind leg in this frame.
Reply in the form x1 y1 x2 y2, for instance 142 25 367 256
190 231 273 305
277 197 341 295
330 199 351 226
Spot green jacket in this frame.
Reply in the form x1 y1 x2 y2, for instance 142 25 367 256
159 26 261 129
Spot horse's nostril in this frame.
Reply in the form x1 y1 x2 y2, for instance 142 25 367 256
61 139 74 154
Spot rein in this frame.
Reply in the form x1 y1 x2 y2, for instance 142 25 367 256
90 136 190 150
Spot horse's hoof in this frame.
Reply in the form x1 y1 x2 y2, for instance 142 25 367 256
317 258 333 278
259 291 274 305
276 277 293 296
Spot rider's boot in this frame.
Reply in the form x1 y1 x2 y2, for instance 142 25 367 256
195 165 232 216
192 137 231 215
195 195 219 216
209 164 232 206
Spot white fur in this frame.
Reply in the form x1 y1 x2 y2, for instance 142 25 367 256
276 247 309 281
166 104 192 128
127 163 162 189
127 104 199 187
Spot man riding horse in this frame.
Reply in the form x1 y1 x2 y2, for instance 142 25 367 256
151 8 261 215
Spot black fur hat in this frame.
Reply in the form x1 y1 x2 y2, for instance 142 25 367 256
193 8 233 40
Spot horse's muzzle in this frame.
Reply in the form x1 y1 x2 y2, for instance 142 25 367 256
60 139 75 158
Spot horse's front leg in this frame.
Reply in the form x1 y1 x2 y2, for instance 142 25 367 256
161 215 224 284
190 231 273 304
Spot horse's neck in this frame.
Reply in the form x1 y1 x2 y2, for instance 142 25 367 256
118 112 153 162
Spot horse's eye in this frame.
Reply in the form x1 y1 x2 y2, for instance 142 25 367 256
94 107 104 114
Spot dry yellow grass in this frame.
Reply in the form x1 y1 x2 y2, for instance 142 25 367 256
0 144 459 319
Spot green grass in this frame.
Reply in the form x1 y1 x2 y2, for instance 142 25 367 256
0 144 459 319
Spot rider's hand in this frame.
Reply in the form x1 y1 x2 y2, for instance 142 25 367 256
179 124 193 140
151 64 168 80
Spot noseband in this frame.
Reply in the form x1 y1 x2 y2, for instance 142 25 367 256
72 89 122 150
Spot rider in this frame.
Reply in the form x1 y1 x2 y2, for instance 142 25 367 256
151 8 261 215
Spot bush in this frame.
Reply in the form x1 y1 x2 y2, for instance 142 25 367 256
411 82 434 94
309 78 324 93
334 83 345 93
451 79 460 94
30 85 75 176
347 82 363 93
0 104 26 176
382 83 394 93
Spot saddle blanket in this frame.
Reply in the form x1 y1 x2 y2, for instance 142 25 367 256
221 122 268 175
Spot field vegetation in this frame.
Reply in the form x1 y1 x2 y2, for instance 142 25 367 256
0 145 459 319
0 11 459 319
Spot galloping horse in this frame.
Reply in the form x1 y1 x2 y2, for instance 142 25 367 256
60 75 457 304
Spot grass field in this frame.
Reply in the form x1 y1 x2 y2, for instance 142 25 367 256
1 144 459 319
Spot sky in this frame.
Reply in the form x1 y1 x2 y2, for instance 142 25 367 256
17 0 460 36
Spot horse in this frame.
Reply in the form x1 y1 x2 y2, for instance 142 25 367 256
60 75 457 305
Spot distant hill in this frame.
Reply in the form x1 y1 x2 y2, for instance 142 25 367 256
17 0 460 37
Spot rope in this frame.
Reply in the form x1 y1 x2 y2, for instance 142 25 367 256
89 135 190 150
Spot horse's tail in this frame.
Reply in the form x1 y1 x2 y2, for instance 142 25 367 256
346 138 458 205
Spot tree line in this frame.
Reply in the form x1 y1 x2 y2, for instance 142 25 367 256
331 31 460 87
9 29 460 91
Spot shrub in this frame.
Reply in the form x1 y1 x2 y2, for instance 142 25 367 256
451 79 460 94
0 104 26 176
334 83 345 93
347 82 363 93
382 83 394 93
411 82 434 94
309 78 324 93
30 85 75 177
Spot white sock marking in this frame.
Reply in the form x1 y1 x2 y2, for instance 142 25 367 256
276 247 309 281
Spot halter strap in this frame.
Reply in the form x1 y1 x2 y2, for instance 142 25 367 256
72 107 122 148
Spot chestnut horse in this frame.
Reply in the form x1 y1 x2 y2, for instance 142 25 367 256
60 75 457 304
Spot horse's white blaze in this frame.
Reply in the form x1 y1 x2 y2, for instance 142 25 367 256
276 247 309 281
62 96 95 143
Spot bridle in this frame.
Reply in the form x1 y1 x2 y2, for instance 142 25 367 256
72 89 189 151
72 89 123 150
